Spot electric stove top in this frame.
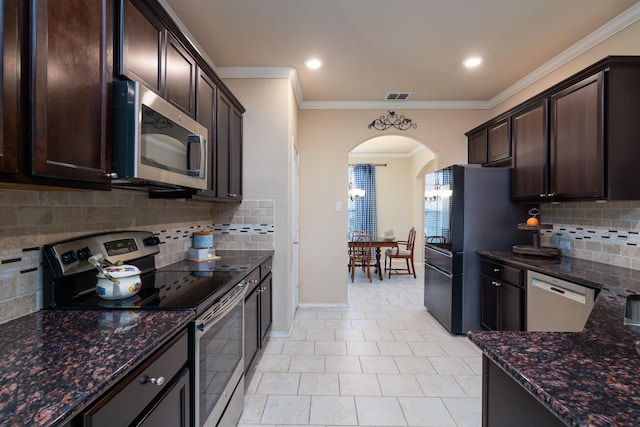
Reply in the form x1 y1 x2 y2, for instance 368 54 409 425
42 231 246 316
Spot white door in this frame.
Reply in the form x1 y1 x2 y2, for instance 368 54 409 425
291 138 300 316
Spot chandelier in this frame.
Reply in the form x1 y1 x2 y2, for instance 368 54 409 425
424 179 452 202
368 111 417 131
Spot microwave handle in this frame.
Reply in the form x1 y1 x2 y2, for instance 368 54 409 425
187 134 204 177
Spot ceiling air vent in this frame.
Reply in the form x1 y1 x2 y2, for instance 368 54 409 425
385 92 411 100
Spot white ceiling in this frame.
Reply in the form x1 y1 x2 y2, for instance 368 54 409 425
163 0 640 108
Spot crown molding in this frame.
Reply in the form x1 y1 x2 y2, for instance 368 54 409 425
216 66 305 107
201 2 640 111
300 100 491 110
488 2 640 108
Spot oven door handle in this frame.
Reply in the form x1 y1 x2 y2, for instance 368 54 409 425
195 283 246 335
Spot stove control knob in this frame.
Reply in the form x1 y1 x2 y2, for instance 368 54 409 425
143 236 161 246
76 247 92 261
61 250 77 264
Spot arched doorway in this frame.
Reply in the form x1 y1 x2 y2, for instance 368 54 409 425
348 135 437 273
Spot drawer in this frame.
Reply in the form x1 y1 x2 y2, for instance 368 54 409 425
425 245 453 274
260 257 273 281
84 329 188 427
481 259 523 287
244 267 261 293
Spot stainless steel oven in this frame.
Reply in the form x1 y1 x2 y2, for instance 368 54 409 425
195 282 246 427
42 231 252 427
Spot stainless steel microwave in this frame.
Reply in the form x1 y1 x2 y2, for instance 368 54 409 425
112 80 208 190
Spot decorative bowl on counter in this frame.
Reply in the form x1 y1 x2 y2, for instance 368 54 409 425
95 265 142 300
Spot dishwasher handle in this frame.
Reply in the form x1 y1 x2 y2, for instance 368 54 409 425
530 278 587 304
425 262 453 279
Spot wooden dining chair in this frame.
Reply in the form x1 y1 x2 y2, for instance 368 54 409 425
347 229 366 272
384 227 417 278
349 233 372 282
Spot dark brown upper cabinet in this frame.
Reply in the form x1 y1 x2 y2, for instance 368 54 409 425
165 34 196 116
512 100 548 201
31 0 112 187
215 91 243 202
466 118 511 167
467 129 487 165
0 0 20 178
117 0 164 93
487 118 511 164
468 56 640 202
117 0 196 118
549 72 604 200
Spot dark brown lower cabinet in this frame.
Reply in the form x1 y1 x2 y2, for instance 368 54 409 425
481 275 524 331
483 356 565 427
480 258 525 331
138 367 190 427
244 258 273 377
244 271 260 372
79 329 189 427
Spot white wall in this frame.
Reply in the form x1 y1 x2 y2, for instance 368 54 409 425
223 78 298 335
297 109 489 305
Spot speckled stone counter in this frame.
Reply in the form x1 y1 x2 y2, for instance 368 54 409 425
0 309 194 426
469 251 640 426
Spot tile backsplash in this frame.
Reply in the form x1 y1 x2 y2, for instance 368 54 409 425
0 187 274 324
540 200 640 269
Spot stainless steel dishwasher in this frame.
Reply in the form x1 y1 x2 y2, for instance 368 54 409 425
526 270 595 332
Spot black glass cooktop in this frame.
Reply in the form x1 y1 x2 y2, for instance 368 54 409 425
49 269 243 316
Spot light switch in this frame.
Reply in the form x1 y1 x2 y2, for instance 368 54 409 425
336 202 343 211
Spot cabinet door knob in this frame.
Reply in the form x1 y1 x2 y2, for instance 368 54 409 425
140 375 165 386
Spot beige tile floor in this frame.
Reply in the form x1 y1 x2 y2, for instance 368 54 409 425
239 268 482 427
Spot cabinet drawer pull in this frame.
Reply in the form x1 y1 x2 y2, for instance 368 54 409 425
140 375 165 386
539 193 546 198
105 172 118 179
493 268 501 273
492 281 501 287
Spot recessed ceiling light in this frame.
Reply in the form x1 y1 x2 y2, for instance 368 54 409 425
463 56 483 68
304 58 322 69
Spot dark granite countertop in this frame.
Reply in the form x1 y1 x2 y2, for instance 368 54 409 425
160 249 274 273
0 309 194 426
470 251 640 426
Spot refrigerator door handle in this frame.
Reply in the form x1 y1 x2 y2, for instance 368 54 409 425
425 262 453 279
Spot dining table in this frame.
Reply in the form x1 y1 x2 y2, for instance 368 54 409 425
349 237 398 280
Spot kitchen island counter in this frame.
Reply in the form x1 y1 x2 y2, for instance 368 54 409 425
470 251 640 426
0 309 194 426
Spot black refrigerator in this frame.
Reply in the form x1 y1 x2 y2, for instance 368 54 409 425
423 165 529 335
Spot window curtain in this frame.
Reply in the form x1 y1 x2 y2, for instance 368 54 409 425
353 164 377 238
